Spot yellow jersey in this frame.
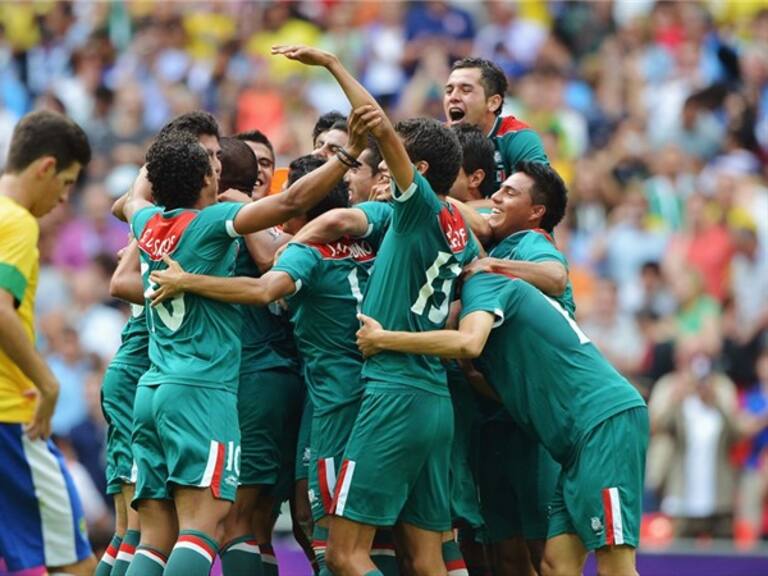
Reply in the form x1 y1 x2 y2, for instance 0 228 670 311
0 195 39 423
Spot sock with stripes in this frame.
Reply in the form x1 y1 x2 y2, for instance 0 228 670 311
443 540 469 576
260 543 279 576
164 530 218 575
363 571 384 576
371 530 399 576
312 525 329 576
221 534 263 575
124 545 167 576
111 529 140 576
94 533 122 575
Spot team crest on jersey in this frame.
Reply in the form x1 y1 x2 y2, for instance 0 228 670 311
138 212 197 261
438 206 469 254
310 238 375 263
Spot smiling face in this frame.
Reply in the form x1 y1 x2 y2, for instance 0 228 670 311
444 67 499 132
245 141 275 199
345 149 378 205
313 128 348 159
31 159 82 217
488 172 545 240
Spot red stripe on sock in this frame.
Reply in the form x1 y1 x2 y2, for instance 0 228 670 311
106 543 119 557
118 543 136 554
211 442 226 498
140 547 168 562
446 559 467 570
602 488 614 546
179 534 216 557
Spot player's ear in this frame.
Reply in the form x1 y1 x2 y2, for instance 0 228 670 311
415 160 429 176
469 169 485 190
530 203 546 223
487 94 502 115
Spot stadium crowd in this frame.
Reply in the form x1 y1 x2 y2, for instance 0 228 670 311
1 0 767 562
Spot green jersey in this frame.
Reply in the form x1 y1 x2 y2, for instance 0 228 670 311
109 304 150 370
235 232 297 374
362 169 480 396
461 273 646 464
488 115 548 191
132 202 244 392
273 201 392 416
490 228 575 317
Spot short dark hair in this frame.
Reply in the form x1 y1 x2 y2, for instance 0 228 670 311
312 111 346 145
329 119 348 134
219 137 259 194
5 110 91 173
394 117 462 196
235 129 275 161
145 132 212 210
361 139 382 175
451 124 496 197
157 111 220 140
515 160 567 232
287 154 349 221
451 57 508 116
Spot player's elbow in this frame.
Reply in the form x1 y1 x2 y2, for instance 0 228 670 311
458 336 484 359
546 265 568 296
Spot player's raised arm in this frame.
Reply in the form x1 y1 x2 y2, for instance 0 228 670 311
109 240 144 305
112 166 153 223
272 44 413 194
149 255 295 307
232 105 375 235
463 258 567 296
290 207 372 245
355 311 495 360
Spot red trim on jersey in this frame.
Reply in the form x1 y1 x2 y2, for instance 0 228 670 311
438 206 470 254
497 115 531 136
308 238 375 263
330 459 350 513
602 488 615 546
446 559 468 571
137 211 197 261
210 442 226 498
317 458 334 513
531 228 555 245
178 534 216 557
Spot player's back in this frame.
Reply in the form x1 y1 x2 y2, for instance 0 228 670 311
133 202 244 392
463 273 645 463
362 170 479 396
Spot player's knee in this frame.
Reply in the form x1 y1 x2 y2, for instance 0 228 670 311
325 543 348 574
408 554 445 576
540 554 580 576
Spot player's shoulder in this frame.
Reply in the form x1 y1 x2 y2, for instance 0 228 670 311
305 238 376 265
0 196 38 243
495 115 534 137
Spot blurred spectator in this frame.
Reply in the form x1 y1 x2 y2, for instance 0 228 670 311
46 323 94 436
668 266 722 358
402 1 474 74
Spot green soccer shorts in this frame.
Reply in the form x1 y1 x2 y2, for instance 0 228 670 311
239 367 304 486
295 394 313 482
547 406 649 550
132 383 240 504
308 400 361 521
101 362 144 495
330 385 453 532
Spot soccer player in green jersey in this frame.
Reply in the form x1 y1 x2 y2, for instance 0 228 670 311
235 130 276 200
272 44 481 576
115 120 372 575
444 57 548 192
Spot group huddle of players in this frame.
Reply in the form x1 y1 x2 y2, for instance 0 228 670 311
94 45 648 576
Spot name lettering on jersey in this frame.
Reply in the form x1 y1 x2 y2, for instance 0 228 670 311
310 238 375 263
138 212 197 261
437 206 469 254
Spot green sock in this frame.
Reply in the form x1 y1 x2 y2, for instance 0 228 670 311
363 571 384 576
371 530 399 576
111 529 140 576
312 525 329 575
261 543 279 576
124 545 167 576
221 534 263 575
164 530 218 575
442 540 468 576
95 533 122 575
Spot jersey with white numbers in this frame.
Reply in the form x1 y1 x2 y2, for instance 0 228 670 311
132 202 243 392
361 168 480 396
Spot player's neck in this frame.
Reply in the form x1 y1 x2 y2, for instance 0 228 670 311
0 173 35 211
481 115 497 136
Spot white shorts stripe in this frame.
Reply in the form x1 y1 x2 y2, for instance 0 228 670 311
175 541 214 563
136 548 167 568
324 457 337 496
229 542 260 554
608 487 624 545
198 441 218 487
335 460 356 516
21 436 77 567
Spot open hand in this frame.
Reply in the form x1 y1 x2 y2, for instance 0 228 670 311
149 254 186 306
462 257 496 280
347 105 385 155
25 380 59 440
271 45 337 68
356 313 383 358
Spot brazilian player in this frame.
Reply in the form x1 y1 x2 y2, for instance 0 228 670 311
115 122 371 575
0 111 95 575
272 44 480 576
356 268 648 576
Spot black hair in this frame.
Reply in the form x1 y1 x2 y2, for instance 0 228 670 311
145 132 212 210
361 138 382 175
451 57 508 116
5 110 91 173
235 129 275 161
312 110 346 145
287 154 349 221
219 137 259 194
514 160 568 232
157 111 220 140
329 119 348 134
394 117 462 196
451 124 496 197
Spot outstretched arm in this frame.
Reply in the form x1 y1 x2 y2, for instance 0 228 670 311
290 207 372 245
272 45 413 194
355 311 495 359
112 166 153 224
464 258 567 297
109 240 144 305
148 255 295 307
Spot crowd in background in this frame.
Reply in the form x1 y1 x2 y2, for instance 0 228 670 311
1 0 767 550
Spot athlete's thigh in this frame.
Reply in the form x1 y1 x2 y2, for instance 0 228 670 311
132 384 169 502
541 533 588 576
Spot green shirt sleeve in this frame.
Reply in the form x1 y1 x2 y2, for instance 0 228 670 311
272 243 321 297
391 167 442 234
515 232 568 267
500 129 549 169
355 201 393 250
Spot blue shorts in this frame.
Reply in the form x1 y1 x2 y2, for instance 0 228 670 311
0 424 91 573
